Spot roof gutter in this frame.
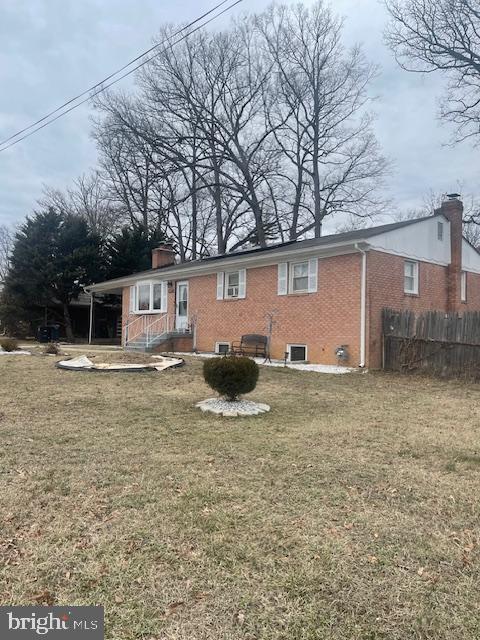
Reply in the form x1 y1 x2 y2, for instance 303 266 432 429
86 239 372 294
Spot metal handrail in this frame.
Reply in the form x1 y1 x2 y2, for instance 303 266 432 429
125 312 194 347
124 313 146 346
145 314 170 348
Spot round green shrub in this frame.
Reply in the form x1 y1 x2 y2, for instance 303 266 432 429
203 356 259 401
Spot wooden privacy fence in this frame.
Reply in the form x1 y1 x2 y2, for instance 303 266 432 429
382 308 480 378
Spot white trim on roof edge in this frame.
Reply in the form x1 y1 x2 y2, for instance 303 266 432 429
87 240 369 293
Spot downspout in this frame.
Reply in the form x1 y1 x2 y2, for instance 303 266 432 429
354 243 367 368
88 292 94 345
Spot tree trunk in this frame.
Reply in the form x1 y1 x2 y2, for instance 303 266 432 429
191 167 198 260
62 303 74 342
212 163 226 254
312 97 322 238
289 162 304 240
243 172 266 246
190 132 198 260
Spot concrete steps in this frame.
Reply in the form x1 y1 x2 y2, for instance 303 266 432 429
126 331 193 353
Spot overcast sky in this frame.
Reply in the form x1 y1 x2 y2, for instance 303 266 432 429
0 0 478 232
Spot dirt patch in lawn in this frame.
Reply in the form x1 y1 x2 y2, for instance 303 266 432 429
0 355 479 639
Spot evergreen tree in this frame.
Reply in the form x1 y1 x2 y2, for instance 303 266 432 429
106 226 167 280
1 208 104 340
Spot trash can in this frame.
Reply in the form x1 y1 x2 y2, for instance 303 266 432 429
50 325 60 342
37 326 51 343
37 325 60 343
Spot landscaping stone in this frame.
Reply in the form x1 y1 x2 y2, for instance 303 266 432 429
196 397 271 417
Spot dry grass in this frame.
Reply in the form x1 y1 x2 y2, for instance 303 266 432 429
0 354 479 639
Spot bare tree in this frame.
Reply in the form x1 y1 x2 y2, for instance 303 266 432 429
257 2 388 238
91 2 387 255
139 25 280 250
92 93 168 235
40 172 119 237
385 0 480 144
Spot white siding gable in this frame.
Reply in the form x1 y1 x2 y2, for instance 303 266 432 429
368 217 451 265
462 240 480 274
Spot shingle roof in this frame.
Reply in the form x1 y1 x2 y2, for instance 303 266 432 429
199 215 434 263
88 214 435 290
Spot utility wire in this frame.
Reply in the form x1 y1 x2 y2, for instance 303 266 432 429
0 0 235 148
0 0 242 153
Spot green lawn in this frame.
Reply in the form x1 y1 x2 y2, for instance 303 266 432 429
0 352 479 639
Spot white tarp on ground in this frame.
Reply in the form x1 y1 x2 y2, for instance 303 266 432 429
168 352 356 374
57 355 183 371
0 349 31 355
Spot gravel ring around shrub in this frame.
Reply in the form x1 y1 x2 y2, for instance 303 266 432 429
196 397 270 417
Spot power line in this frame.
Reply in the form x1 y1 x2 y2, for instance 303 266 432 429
0 0 236 149
0 0 242 153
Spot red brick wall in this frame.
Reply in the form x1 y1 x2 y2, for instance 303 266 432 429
122 254 364 365
152 245 175 269
462 270 480 309
366 250 480 368
189 254 363 365
122 249 480 367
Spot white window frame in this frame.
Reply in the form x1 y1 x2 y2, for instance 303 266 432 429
215 341 231 355
461 271 467 302
225 271 240 299
404 260 419 295
217 269 246 300
289 261 310 293
278 259 317 295
437 221 444 241
133 280 167 314
287 344 308 362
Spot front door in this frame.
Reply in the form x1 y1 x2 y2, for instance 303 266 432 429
175 281 189 330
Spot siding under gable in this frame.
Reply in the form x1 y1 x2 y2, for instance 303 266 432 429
368 217 451 265
462 240 480 274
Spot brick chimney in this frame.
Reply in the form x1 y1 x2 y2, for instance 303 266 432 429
435 195 463 311
152 243 175 269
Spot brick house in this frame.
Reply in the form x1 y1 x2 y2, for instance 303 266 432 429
87 196 480 368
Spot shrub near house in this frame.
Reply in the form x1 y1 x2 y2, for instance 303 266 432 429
0 337 19 352
203 356 259 401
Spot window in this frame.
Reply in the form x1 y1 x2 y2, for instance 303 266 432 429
291 261 309 293
130 281 167 313
138 283 150 311
288 344 307 362
404 260 419 294
153 283 163 310
278 259 318 295
225 271 240 298
461 271 467 302
216 270 246 300
437 221 444 241
215 342 230 355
